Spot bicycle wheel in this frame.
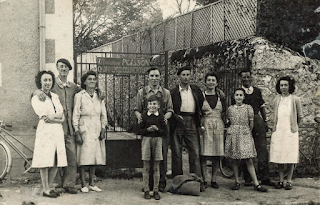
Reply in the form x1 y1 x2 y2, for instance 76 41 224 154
219 157 234 178
313 138 320 172
0 141 12 180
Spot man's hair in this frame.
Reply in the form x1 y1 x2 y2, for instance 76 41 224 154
147 95 160 103
275 76 296 94
238 69 251 77
177 66 192 75
35 70 56 89
147 66 161 75
204 72 219 82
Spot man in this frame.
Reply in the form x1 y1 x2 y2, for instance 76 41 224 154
170 66 205 191
34 58 79 194
239 69 275 186
134 66 173 192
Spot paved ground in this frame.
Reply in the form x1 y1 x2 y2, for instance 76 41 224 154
0 174 318 205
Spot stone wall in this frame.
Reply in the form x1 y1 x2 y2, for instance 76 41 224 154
168 36 320 174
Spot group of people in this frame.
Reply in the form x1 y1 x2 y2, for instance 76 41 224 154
30 60 303 200
135 65 302 200
31 59 107 198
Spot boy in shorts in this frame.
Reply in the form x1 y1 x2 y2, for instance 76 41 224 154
137 95 166 200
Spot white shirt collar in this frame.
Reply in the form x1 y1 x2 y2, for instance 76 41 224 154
147 111 159 116
242 85 254 95
179 84 191 92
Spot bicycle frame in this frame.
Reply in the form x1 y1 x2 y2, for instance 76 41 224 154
0 127 34 174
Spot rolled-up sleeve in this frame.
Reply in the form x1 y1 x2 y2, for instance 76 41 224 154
134 89 143 113
164 89 174 113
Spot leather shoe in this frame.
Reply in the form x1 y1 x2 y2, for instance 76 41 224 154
211 182 219 189
261 180 276 186
43 191 57 198
65 187 78 194
159 181 166 192
144 191 151 199
154 191 160 200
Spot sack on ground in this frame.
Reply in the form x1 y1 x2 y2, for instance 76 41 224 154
168 173 202 196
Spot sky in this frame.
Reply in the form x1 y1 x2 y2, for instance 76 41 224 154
157 0 197 19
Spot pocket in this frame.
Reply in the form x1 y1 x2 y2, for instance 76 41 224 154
79 125 86 135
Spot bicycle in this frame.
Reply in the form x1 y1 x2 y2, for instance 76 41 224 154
0 121 38 180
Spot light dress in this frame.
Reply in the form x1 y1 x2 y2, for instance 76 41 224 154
73 90 107 166
270 95 299 163
225 104 257 159
31 93 67 168
200 95 224 156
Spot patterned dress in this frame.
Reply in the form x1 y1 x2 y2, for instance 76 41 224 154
200 94 225 156
225 104 257 159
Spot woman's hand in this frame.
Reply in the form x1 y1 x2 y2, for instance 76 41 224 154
99 128 106 140
75 131 83 145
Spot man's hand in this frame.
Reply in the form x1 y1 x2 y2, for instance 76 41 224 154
34 90 46 102
99 128 106 140
176 114 184 122
147 125 158 132
75 131 83 145
135 112 143 124
164 112 172 124
75 86 82 93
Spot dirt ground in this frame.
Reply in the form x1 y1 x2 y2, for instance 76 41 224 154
0 150 319 205
0 175 319 205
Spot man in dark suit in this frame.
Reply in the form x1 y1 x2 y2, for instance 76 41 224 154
170 66 205 191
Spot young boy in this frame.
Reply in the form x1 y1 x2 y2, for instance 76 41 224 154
136 95 166 200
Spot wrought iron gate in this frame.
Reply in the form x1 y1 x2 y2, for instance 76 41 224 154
75 52 168 168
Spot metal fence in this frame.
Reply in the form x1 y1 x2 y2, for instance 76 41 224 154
92 0 257 53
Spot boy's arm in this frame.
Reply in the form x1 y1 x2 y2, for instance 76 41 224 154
135 117 149 135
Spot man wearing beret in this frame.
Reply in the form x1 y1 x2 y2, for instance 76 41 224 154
170 66 205 191
33 58 80 194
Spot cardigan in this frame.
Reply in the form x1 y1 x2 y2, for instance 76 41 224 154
272 94 303 133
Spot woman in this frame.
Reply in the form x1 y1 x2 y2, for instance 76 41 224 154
200 72 226 189
225 88 267 192
270 76 302 190
73 71 107 193
31 70 67 198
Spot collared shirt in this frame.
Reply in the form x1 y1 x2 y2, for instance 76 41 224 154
147 111 159 116
179 84 195 113
242 85 254 95
57 76 71 88
242 86 266 115
135 85 174 114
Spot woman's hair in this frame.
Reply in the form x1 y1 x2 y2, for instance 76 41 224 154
275 76 295 94
204 72 219 83
81 70 97 89
231 88 246 105
35 70 55 89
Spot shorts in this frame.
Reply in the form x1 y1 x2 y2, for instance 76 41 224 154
141 137 163 161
